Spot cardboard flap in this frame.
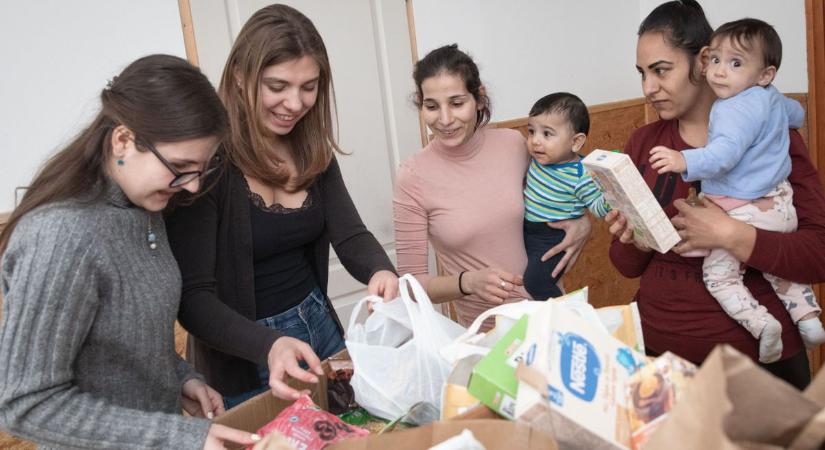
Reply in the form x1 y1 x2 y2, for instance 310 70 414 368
328 419 557 450
450 404 501 421
515 363 548 397
214 349 347 433
214 377 327 433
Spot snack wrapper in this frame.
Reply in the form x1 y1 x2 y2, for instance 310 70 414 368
250 395 369 450
626 352 697 449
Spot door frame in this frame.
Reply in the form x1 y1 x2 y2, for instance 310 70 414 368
805 0 825 372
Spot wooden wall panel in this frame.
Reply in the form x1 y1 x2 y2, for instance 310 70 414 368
787 93 810 147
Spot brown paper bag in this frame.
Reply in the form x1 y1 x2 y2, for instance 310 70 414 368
644 345 825 450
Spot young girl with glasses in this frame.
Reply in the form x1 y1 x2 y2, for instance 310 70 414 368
0 55 259 449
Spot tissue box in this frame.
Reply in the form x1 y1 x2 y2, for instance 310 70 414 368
582 149 680 253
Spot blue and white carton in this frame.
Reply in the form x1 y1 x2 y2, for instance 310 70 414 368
515 299 646 450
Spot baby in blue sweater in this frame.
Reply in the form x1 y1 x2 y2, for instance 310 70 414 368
649 18 825 363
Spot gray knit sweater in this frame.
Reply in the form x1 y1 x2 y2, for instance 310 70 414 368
0 182 210 449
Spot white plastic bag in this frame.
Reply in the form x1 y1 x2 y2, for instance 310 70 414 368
439 300 543 364
440 287 602 364
346 274 466 420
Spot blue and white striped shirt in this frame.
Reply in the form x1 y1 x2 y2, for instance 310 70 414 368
524 158 610 222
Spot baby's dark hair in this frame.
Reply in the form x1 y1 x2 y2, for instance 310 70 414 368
711 18 782 69
529 92 590 135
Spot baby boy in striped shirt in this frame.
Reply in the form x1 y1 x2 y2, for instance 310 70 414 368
522 92 610 300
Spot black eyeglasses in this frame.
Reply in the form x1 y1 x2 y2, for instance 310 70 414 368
136 138 216 188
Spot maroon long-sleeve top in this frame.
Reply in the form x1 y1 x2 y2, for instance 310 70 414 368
610 119 825 364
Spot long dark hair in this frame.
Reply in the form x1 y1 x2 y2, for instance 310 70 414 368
638 0 713 84
0 54 228 254
219 4 342 191
413 44 491 129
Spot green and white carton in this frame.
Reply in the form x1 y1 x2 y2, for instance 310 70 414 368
467 314 530 419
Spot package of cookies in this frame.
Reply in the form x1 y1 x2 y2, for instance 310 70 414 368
250 395 369 450
626 352 697 449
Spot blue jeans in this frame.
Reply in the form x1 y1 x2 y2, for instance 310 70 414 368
223 286 345 409
523 219 565 300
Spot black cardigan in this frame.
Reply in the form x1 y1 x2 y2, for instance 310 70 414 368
166 157 395 395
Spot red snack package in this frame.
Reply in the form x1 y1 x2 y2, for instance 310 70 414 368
249 395 369 450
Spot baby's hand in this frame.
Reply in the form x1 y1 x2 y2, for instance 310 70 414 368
649 146 686 174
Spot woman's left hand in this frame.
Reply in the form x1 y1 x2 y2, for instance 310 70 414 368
542 214 592 278
181 378 225 419
671 198 755 260
367 270 399 301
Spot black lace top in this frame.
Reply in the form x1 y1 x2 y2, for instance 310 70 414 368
246 180 323 318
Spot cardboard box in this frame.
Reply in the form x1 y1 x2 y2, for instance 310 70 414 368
450 404 500 421
515 301 647 450
466 315 529 419
217 365 554 450
440 355 482 420
214 378 327 449
329 419 557 450
214 352 343 449
582 149 680 253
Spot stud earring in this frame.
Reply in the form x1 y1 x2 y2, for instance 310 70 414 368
116 159 124 166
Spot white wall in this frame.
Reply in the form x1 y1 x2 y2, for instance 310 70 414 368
414 0 808 123
0 0 809 213
412 0 641 122
638 0 808 93
0 1 187 212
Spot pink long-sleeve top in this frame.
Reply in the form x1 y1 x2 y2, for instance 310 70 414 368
393 127 532 326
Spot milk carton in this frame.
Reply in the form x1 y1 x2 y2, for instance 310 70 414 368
582 149 680 253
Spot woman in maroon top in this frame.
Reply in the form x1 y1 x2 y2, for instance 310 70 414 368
607 0 825 389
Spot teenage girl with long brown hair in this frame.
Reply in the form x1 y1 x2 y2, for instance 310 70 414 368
166 4 398 408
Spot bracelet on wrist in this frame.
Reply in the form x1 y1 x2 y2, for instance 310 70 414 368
458 271 470 296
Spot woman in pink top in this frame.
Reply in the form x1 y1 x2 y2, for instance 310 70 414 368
393 44 591 327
